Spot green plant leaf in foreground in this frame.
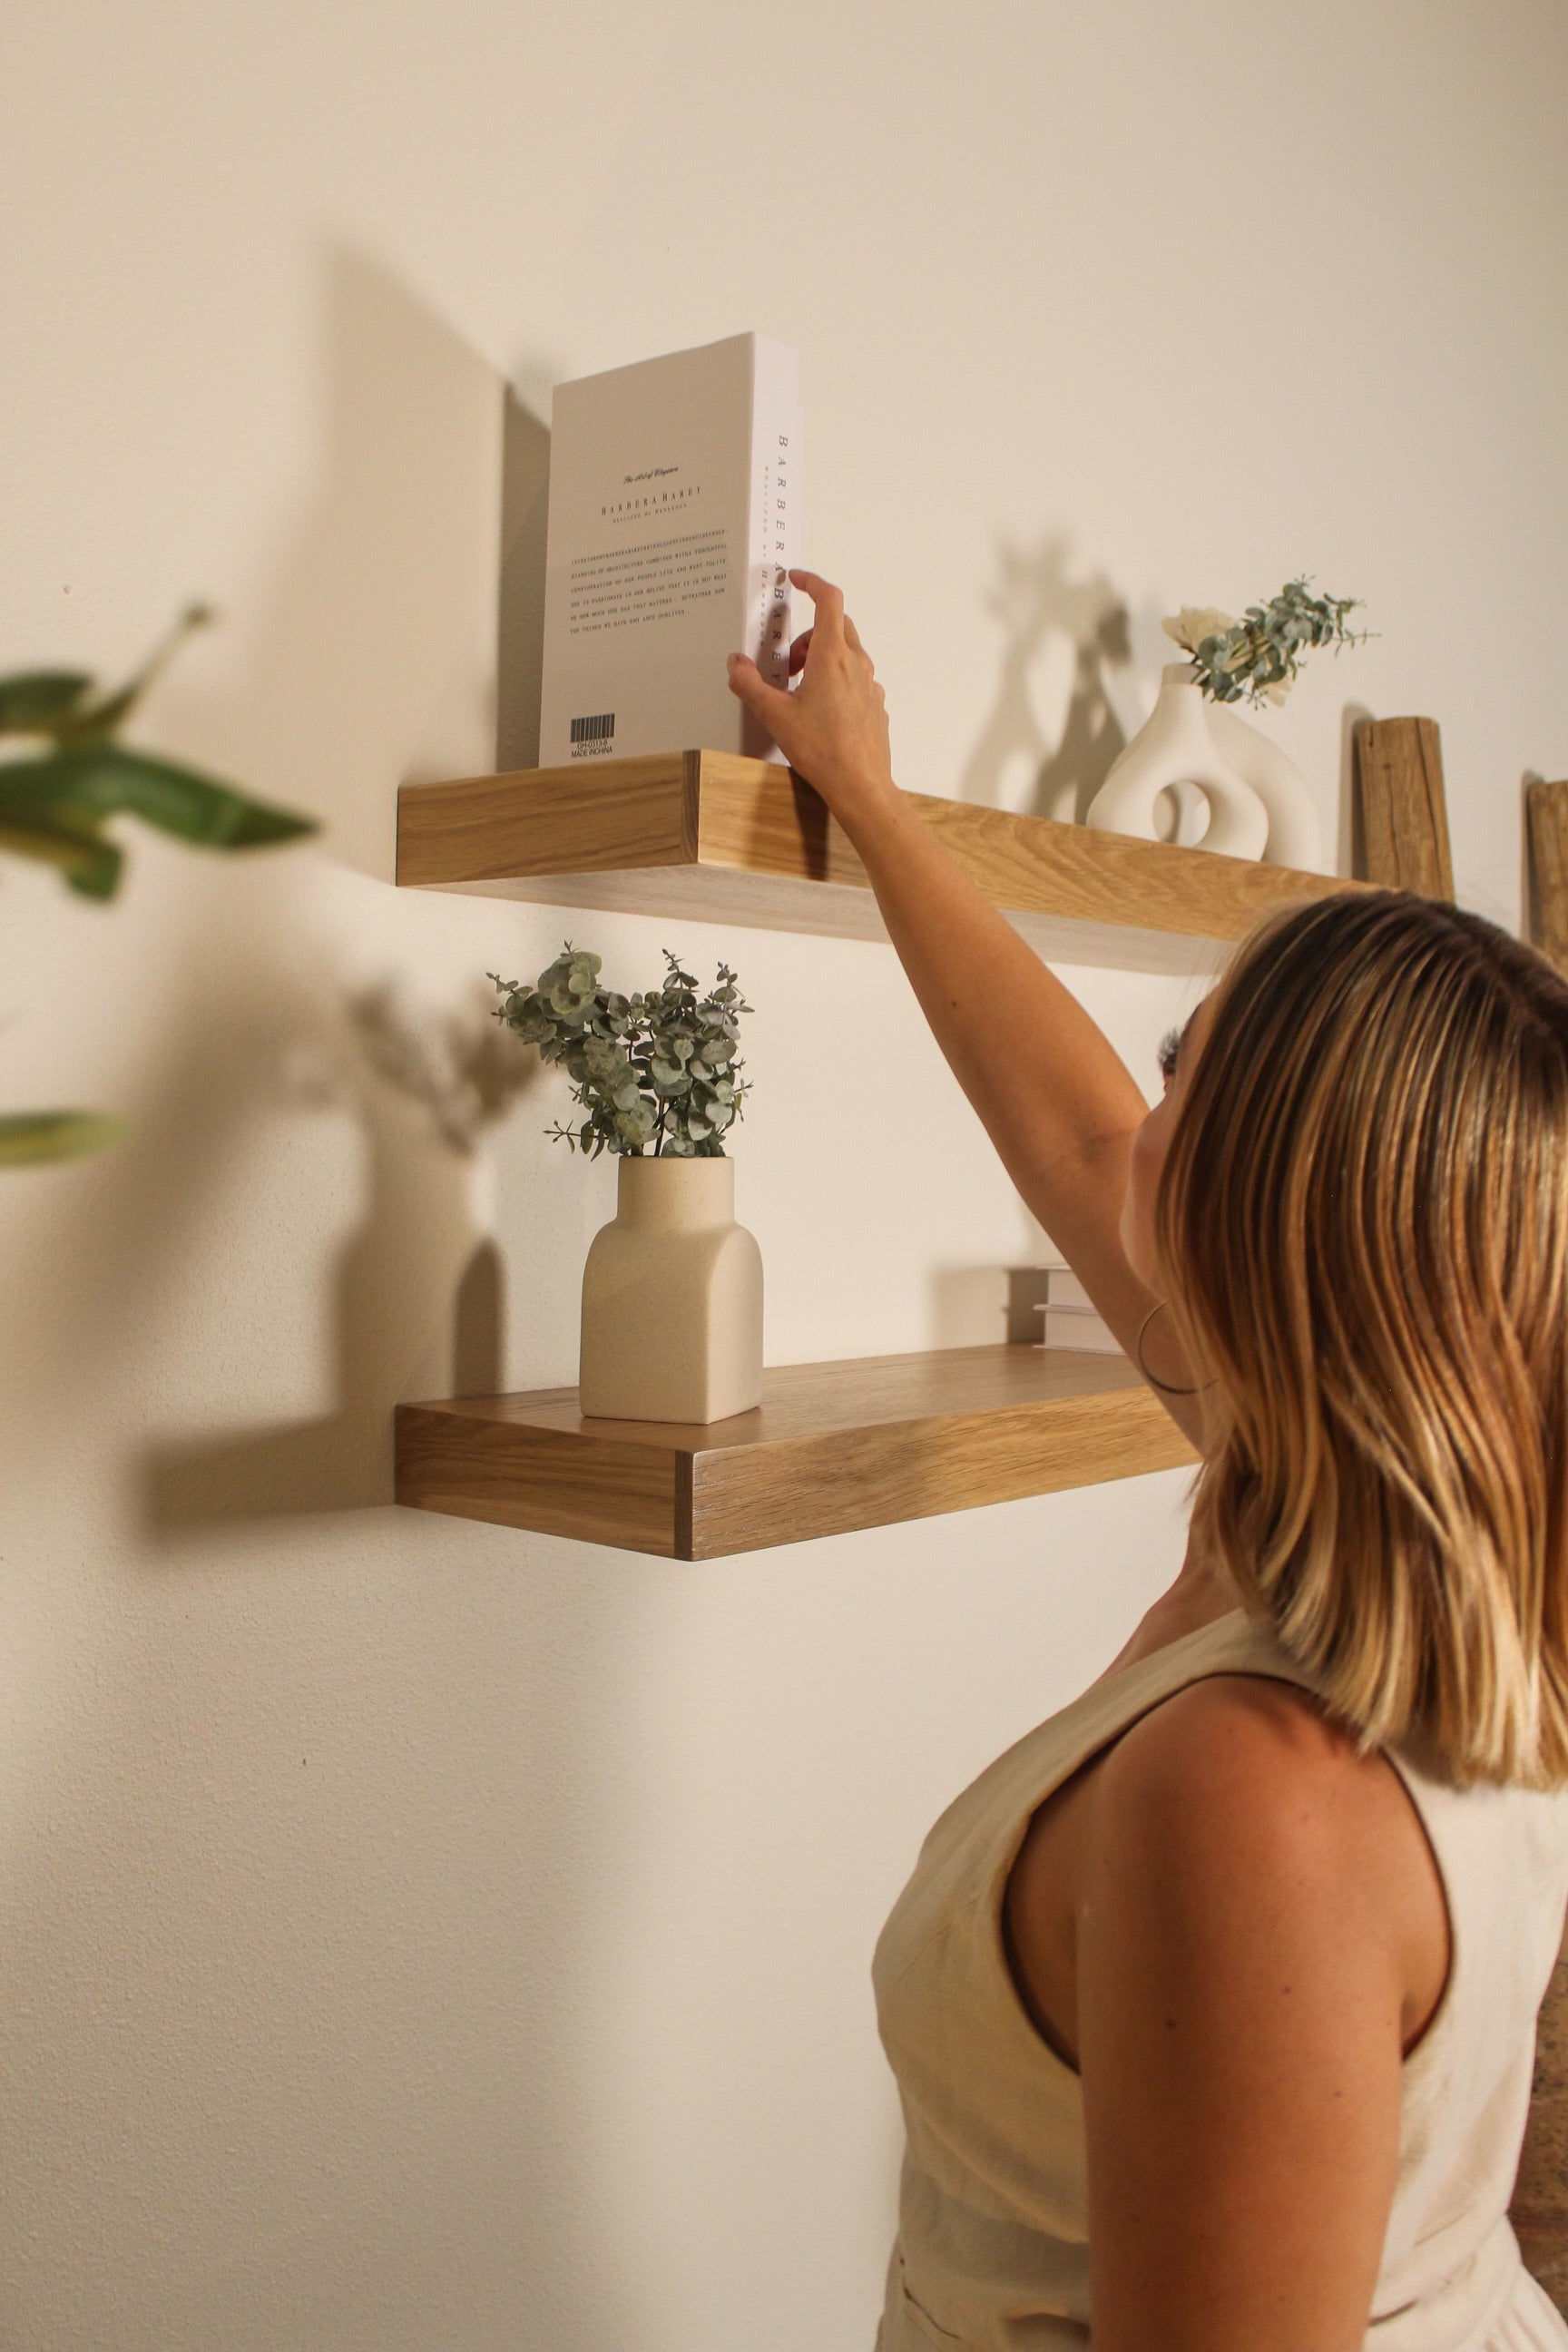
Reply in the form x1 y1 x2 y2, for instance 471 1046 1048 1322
0 603 215 748
0 1110 125 1166
0 800 123 897
0 604 315 897
0 744 314 884
0 671 95 736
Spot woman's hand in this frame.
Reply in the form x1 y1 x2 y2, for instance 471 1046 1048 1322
727 570 896 836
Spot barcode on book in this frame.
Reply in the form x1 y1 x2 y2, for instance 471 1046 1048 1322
570 712 615 745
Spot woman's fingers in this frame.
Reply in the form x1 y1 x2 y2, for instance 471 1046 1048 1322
729 572 895 821
790 572 872 670
789 570 846 640
726 651 794 731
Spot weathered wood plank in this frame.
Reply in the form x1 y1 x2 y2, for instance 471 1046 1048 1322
1352 717 1455 898
1526 780 1568 974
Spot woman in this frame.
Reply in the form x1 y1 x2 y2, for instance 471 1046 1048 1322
729 578 1568 2351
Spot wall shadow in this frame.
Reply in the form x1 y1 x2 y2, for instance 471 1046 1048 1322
495 387 552 772
5 250 516 1446
1339 700 1373 877
1 251 668 2352
928 1264 1010 1349
151 248 503 874
1523 769 1549 946
142 984 536 1530
958 538 1132 824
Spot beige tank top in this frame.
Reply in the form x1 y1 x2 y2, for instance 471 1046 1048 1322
872 1607 1568 2352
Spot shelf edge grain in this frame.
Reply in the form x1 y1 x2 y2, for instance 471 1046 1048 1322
684 1378 1194 1557
396 752 699 888
393 1348 1200 1561
397 750 1360 971
394 1401 681 1556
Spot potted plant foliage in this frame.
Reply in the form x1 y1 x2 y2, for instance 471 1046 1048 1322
493 946 762 1424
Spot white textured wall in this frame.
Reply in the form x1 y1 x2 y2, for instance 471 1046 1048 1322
2 6 1564 2347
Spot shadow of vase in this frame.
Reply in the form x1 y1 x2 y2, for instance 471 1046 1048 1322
142 982 537 1530
958 537 1132 823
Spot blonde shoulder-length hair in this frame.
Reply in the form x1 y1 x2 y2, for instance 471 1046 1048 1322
1158 887 1568 1789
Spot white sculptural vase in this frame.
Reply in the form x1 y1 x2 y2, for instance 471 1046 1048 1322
1204 698 1324 873
579 1154 763 1424
1086 664 1269 862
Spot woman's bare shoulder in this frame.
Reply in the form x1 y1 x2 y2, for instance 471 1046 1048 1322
1085 1671 1448 2049
1093 1671 1428 1881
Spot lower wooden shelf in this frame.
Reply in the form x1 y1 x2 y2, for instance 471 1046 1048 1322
395 1344 1197 1560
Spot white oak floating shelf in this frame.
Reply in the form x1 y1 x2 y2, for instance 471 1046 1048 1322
393 749 1338 1551
395 1345 1198 1561
396 749 1356 975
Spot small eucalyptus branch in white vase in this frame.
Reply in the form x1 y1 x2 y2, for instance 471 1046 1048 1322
1087 578 1368 872
492 945 750 1158
1163 580 1367 706
491 944 762 1426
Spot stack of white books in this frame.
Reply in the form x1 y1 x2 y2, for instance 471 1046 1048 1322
537 331 802 769
1032 1265 1123 1355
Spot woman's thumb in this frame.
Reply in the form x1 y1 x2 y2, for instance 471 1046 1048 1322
727 651 791 727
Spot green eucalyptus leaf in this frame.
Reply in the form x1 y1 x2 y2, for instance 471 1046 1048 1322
495 941 753 1158
1186 578 1367 707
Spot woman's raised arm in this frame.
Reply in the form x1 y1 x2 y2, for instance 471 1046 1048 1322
729 571 1195 1420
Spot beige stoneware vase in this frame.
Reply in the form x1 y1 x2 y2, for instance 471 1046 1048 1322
1086 662 1269 861
578 1154 763 1425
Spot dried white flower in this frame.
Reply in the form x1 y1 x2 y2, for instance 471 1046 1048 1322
1162 605 1236 655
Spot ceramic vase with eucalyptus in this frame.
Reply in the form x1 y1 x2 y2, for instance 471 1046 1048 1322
1086 665 1269 861
1085 662 1325 870
579 1154 763 1425
1204 698 1323 872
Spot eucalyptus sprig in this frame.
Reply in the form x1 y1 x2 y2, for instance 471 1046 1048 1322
1163 578 1367 708
491 945 751 1158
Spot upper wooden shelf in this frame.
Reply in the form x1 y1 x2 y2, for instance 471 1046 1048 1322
397 750 1353 975
395 1343 1196 1560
